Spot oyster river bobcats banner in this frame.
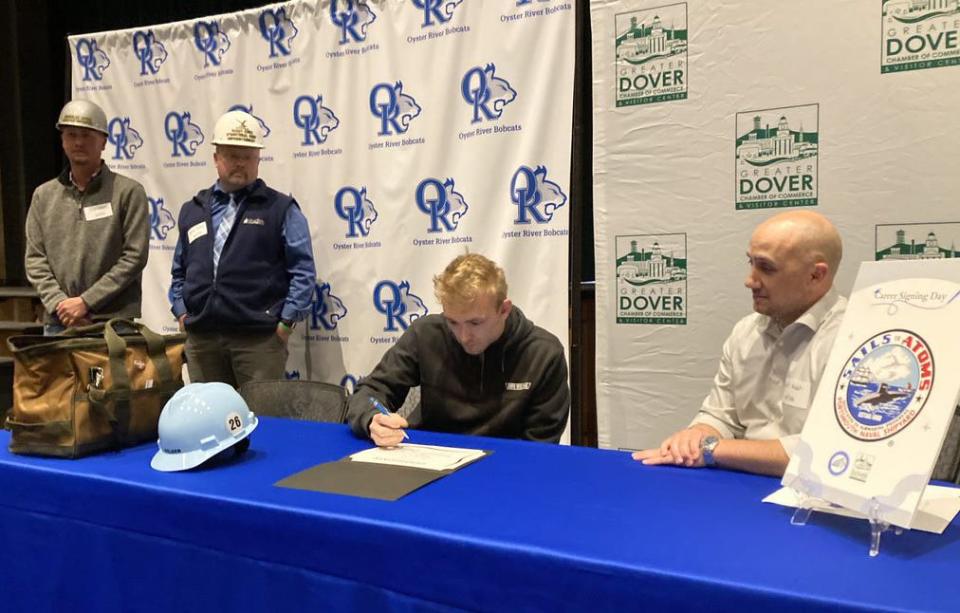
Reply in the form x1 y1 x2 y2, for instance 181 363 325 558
591 0 960 450
69 1 574 411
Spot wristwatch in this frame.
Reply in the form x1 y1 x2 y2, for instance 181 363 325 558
700 435 719 467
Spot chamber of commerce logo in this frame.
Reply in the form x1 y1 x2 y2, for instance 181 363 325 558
132 30 167 76
310 282 348 330
510 165 567 224
412 0 464 27
875 223 960 261
835 330 933 441
75 38 110 81
882 0 960 73
373 281 428 332
259 8 298 58
107 117 143 160
461 63 517 123
149 197 176 241
735 104 819 210
330 0 377 44
334 186 378 238
370 82 421 136
294 95 340 145
615 234 687 324
194 21 231 67
164 112 204 157
416 178 469 232
614 3 688 107
227 104 270 139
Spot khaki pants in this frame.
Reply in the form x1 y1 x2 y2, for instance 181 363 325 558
185 329 288 389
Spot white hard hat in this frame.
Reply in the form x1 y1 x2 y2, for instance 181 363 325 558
56 99 108 135
211 110 264 148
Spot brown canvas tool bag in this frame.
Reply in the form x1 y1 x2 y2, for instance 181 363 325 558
4 319 186 458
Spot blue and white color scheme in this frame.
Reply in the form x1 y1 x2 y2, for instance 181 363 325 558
311 282 349 331
373 281 428 332
330 0 377 44
411 0 464 28
132 30 168 76
416 178 469 233
69 0 574 397
107 117 143 160
294 95 340 145
334 186 378 238
462 63 517 123
369 82 421 136
75 38 110 81
510 165 567 224
258 7 298 58
194 21 231 67
149 197 176 242
163 112 204 157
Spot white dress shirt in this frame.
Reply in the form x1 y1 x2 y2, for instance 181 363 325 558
691 287 847 455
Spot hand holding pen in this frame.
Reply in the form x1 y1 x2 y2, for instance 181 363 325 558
368 397 410 447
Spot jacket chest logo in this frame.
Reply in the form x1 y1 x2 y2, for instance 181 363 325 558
505 382 531 391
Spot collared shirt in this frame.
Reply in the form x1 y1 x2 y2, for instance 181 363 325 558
68 163 103 192
691 287 847 455
168 181 315 323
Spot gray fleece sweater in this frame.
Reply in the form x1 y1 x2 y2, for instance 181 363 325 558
24 164 150 325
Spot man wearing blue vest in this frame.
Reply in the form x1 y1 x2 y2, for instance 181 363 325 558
168 110 316 388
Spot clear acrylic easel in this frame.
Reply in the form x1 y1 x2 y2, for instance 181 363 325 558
790 494 903 557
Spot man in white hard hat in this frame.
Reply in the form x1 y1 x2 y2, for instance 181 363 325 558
168 110 316 387
24 99 150 334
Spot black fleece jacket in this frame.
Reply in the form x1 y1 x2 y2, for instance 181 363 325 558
346 306 570 442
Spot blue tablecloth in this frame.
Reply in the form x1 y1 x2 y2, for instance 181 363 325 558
0 417 956 612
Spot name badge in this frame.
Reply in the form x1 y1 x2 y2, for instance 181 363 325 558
242 217 265 226
505 382 532 391
83 202 113 221
187 222 208 244
782 379 812 408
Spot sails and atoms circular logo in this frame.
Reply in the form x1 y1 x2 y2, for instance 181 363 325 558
834 329 933 441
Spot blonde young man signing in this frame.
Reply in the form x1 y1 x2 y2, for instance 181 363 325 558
346 254 570 447
634 210 846 476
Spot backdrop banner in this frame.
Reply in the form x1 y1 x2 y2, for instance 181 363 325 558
591 0 960 450
69 1 574 406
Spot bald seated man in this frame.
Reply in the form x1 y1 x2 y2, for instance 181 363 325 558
634 210 846 476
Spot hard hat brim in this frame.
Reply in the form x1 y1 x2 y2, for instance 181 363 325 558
56 121 109 136
151 416 258 472
211 140 266 149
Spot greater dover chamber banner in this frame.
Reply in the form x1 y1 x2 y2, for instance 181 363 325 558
68 1 574 397
591 1 960 450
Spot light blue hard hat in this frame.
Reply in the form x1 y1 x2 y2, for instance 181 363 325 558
151 382 258 472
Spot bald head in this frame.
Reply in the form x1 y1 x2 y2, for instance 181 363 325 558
754 210 842 281
745 211 843 326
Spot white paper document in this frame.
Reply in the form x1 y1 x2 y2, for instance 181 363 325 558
764 485 960 535
349 444 486 471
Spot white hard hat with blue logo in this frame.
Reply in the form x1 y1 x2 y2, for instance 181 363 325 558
151 382 258 472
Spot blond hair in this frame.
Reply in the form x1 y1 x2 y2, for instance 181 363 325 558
433 254 508 309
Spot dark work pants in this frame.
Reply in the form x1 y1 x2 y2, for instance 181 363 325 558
184 329 288 389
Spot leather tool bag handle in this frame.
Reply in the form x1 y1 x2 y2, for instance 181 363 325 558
87 318 177 445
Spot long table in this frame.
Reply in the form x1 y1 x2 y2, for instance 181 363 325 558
0 417 956 611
